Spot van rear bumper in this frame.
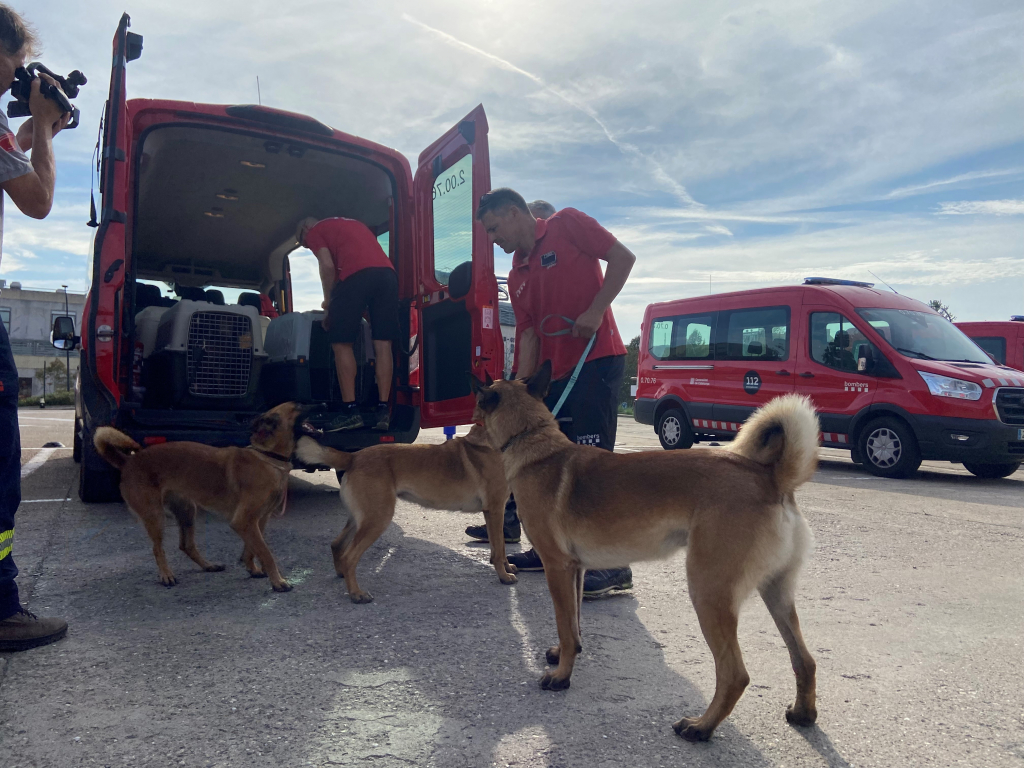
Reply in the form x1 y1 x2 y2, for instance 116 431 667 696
911 414 1023 464
634 398 656 425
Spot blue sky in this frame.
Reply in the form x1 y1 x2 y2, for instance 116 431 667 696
1 0 1021 341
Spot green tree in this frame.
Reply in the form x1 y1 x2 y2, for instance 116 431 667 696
686 327 709 357
928 299 955 322
619 335 641 405
36 358 69 393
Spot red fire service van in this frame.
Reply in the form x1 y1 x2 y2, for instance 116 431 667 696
634 279 1024 479
955 318 1024 372
50 15 503 501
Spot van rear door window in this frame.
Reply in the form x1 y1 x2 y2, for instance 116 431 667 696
431 153 473 285
717 306 789 361
648 312 715 360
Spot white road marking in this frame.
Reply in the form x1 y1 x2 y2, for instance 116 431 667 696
21 498 71 503
20 448 57 478
17 416 75 422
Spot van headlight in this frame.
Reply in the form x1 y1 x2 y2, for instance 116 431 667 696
918 372 983 401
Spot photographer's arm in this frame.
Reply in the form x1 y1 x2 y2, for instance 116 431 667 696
2 78 69 219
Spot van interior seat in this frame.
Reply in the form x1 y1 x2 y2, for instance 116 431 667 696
136 283 162 310
259 315 271 343
204 289 225 305
238 292 261 310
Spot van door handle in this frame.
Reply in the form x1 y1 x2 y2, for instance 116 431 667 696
798 372 815 378
775 370 790 376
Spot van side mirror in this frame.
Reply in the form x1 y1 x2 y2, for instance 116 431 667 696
51 315 79 351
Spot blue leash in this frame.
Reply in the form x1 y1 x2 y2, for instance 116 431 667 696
539 315 597 418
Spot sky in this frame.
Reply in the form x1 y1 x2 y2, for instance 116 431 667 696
1 0 1021 341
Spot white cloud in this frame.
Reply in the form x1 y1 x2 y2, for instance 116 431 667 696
935 199 1024 216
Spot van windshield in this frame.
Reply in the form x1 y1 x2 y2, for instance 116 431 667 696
855 308 991 364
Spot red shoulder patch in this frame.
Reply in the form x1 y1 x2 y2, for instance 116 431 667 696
0 132 17 153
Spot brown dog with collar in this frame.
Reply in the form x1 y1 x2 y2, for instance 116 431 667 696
295 424 515 603
92 402 307 592
471 362 820 742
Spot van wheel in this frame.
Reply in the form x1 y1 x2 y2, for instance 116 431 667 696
858 417 921 479
72 416 82 463
658 408 693 450
963 462 1021 479
79 431 122 503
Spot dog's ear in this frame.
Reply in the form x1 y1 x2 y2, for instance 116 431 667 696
469 373 487 395
250 413 281 445
525 360 552 400
484 370 494 386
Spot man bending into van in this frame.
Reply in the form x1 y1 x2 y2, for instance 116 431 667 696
296 217 398 431
476 188 637 598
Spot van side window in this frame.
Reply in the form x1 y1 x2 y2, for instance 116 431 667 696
717 306 789 361
810 312 889 375
431 153 473 286
648 312 715 361
971 336 1006 365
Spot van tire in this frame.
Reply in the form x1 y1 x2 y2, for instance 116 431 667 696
963 461 1021 479
72 416 82 463
858 417 921 479
79 431 123 503
657 408 693 450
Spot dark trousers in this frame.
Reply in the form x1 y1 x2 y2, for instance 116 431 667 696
506 354 626 516
0 319 22 619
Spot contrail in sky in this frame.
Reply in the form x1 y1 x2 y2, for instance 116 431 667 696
402 13 701 209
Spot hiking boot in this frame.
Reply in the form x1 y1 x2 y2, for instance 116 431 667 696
583 567 633 599
465 506 521 543
507 548 544 571
324 407 364 432
372 403 391 431
0 609 68 652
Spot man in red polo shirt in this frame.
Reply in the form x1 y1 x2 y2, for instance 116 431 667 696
475 188 637 598
296 216 399 431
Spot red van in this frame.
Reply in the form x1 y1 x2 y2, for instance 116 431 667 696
955 318 1024 372
53 15 503 501
634 278 1024 479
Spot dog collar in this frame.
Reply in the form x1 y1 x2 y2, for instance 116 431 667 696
249 446 293 465
500 427 539 453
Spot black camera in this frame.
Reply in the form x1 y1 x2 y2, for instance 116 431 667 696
7 62 86 130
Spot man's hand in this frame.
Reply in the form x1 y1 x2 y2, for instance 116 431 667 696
572 307 603 338
29 75 69 131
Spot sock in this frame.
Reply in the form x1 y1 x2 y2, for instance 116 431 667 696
343 401 358 412
378 401 389 409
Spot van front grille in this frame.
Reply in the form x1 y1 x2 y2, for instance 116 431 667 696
995 388 1024 426
187 312 254 397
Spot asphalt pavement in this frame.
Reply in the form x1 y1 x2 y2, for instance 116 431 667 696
2 408 1022 767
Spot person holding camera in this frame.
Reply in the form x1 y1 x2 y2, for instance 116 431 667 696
0 4 72 651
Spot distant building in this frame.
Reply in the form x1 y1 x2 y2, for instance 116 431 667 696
0 280 85 398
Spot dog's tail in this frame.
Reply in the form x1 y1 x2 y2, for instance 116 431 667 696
727 394 820 495
295 436 355 471
93 427 141 470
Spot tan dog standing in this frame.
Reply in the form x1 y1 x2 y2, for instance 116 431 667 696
93 402 307 592
471 362 820 741
295 424 515 603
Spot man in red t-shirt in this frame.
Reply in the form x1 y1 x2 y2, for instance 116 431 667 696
475 188 637 598
296 217 398 431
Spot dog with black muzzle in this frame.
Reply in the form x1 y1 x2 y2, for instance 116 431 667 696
471 362 821 742
92 402 309 592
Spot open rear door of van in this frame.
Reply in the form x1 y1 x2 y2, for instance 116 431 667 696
413 105 502 428
87 12 143 408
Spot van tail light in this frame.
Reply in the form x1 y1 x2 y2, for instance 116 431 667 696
408 307 420 388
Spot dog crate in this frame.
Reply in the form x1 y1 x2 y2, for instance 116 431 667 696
143 300 267 410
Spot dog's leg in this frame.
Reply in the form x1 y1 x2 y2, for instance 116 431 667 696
760 573 817 727
231 505 291 592
484 493 516 585
133 498 177 587
330 518 356 577
166 493 224 573
545 566 585 666
239 505 273 577
337 500 393 604
674 577 749 742
539 558 583 690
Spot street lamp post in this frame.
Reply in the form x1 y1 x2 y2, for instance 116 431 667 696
62 285 70 391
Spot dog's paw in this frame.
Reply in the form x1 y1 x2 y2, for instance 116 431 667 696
673 717 712 742
499 571 518 585
248 569 268 579
785 704 817 727
350 591 374 604
159 573 177 587
545 646 560 665
539 670 571 691
272 581 293 593
204 563 226 572
506 562 518 575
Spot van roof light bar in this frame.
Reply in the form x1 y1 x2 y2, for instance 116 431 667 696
1011 315 1024 322
803 277 875 288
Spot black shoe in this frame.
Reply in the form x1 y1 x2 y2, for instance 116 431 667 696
507 548 544 571
583 567 633 599
324 407 364 432
372 404 390 431
465 506 521 543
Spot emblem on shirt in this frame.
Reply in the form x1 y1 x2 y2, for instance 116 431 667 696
540 251 557 268
0 132 17 153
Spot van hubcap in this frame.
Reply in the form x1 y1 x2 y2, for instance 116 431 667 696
866 428 901 468
662 416 681 445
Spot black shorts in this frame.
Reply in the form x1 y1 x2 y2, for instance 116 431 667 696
327 267 400 344
543 354 625 451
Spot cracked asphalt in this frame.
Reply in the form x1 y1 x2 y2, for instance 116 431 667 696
2 408 1022 767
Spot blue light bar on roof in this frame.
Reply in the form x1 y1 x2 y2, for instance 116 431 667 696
803 277 875 288
1011 315 1024 322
